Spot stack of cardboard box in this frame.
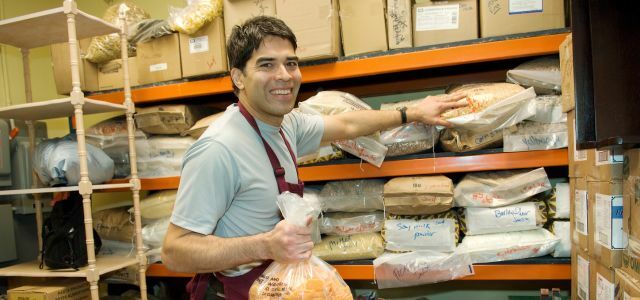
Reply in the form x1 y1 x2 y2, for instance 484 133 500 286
565 32 640 299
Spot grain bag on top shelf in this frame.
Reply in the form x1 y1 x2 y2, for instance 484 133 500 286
383 175 454 215
299 91 388 167
320 211 384 236
379 99 439 157
457 228 560 264
319 179 385 212
180 111 224 138
134 104 215 135
443 83 537 133
382 211 459 253
459 201 548 235
454 167 552 208
506 57 561 95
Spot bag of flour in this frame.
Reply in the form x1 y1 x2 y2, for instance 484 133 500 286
457 228 559 263
382 211 459 253
459 201 547 235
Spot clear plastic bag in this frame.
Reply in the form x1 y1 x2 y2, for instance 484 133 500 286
503 121 568 152
373 250 474 289
249 192 352 300
379 123 439 157
137 136 195 178
382 211 459 253
459 201 547 235
141 216 170 249
34 135 115 186
128 19 174 45
85 2 150 64
129 190 177 222
506 57 561 95
168 0 223 35
457 228 559 264
312 233 385 261
319 179 385 212
550 221 571 257
320 211 384 236
527 95 566 124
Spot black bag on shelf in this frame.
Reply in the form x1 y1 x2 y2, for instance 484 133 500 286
40 192 102 270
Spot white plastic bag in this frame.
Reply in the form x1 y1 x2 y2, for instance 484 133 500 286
527 95 566 124
137 136 195 178
550 221 571 257
168 0 223 34
457 228 560 264
382 213 458 252
320 211 384 235
461 201 547 235
446 87 537 133
319 179 385 212
373 250 474 289
249 192 352 299
454 167 552 207
547 182 570 219
503 121 568 152
141 216 170 249
506 57 561 95
129 190 177 222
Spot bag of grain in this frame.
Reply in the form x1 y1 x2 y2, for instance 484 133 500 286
550 221 571 257
313 232 385 261
506 57 561 95
297 144 344 165
527 95 566 124
439 126 510 153
383 175 454 215
382 211 459 252
129 190 177 223
457 228 559 263
319 179 385 212
503 121 568 152
459 201 547 235
320 211 384 236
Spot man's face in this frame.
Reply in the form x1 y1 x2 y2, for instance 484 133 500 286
234 35 301 126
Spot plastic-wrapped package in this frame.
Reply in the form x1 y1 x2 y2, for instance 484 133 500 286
141 216 170 249
137 136 196 178
527 95 566 124
34 136 115 186
299 91 388 167
379 99 439 157
442 83 525 119
382 211 459 253
100 239 135 257
180 111 224 138
85 2 150 64
319 179 385 212
128 19 174 46
373 250 474 289
445 87 537 133
135 104 215 135
297 144 344 166
312 233 385 261
250 192 352 300
168 0 223 35
503 121 568 152
454 167 552 208
506 57 561 95
550 221 571 257
320 211 384 236
93 207 134 243
439 126 510 153
457 228 560 264
129 190 177 222
86 116 147 178
539 182 570 219
459 201 547 235
383 175 454 215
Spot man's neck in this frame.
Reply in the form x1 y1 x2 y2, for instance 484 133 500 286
238 99 283 127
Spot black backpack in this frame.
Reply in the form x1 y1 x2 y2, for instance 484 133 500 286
40 192 102 270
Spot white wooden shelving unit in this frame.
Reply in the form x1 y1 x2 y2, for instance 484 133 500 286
0 1 147 299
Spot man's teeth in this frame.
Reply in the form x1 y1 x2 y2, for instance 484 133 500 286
272 89 290 95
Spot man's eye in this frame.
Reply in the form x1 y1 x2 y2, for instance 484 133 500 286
260 63 273 68
286 61 299 67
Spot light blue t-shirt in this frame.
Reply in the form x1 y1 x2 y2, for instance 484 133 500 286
170 105 324 238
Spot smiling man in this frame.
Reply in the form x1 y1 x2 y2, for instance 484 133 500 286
162 16 467 300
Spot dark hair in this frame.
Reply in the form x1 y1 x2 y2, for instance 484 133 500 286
227 16 297 94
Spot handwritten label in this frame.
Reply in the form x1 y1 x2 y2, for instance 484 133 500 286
415 4 459 31
466 202 537 235
384 218 454 252
388 0 410 46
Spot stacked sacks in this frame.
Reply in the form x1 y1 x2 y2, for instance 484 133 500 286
454 168 561 263
534 182 571 257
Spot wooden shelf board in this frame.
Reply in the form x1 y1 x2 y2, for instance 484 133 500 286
88 33 568 104
0 97 126 120
0 256 137 278
109 177 181 191
146 263 570 281
298 149 568 181
0 7 118 49
0 182 132 196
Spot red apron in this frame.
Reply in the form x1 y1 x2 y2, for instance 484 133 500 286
187 102 304 300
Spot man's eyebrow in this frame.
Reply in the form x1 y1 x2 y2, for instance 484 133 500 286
255 57 275 64
287 56 299 61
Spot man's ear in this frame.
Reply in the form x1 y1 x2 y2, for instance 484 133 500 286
230 68 244 90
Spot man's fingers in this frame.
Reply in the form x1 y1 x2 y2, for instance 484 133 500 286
435 118 453 128
445 99 469 109
436 92 467 102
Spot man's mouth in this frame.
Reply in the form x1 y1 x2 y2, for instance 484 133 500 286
271 89 292 95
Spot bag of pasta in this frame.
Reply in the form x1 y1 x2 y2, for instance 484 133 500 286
249 192 353 300
168 0 223 34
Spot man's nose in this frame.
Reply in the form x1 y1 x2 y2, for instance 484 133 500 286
275 64 292 81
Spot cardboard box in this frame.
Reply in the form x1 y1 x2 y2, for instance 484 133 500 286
588 180 626 268
50 38 99 94
179 17 228 77
568 111 591 178
223 0 276 41
589 260 616 300
135 104 213 135
412 0 478 47
571 177 589 253
478 0 565 38
624 149 640 243
571 247 590 300
339 0 388 56
8 279 89 300
386 0 413 49
587 146 625 182
615 268 640 299
559 34 574 113
136 33 182 86
98 57 139 91
275 0 341 61
622 249 640 283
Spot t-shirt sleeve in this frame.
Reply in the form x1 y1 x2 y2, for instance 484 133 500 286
170 139 239 235
287 110 324 157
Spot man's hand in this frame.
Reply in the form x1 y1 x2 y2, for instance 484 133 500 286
265 218 314 263
409 92 468 127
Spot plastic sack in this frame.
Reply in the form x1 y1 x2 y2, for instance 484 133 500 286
129 190 177 222
85 2 150 64
168 0 223 35
318 179 385 212
181 111 224 138
312 233 385 261
442 83 525 119
383 175 454 215
100 239 135 257
439 127 509 153
320 211 384 236
93 207 135 243
137 136 196 178
503 121 568 152
459 201 547 236
141 216 170 249
34 136 115 186
297 144 344 166
250 192 352 300
527 95 566 124
550 221 571 257
379 99 439 157
382 211 459 253
373 250 474 289
299 91 388 167
135 105 215 135
128 19 174 45
457 228 560 264
506 57 561 95
539 182 570 219
445 87 537 133
454 167 552 208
